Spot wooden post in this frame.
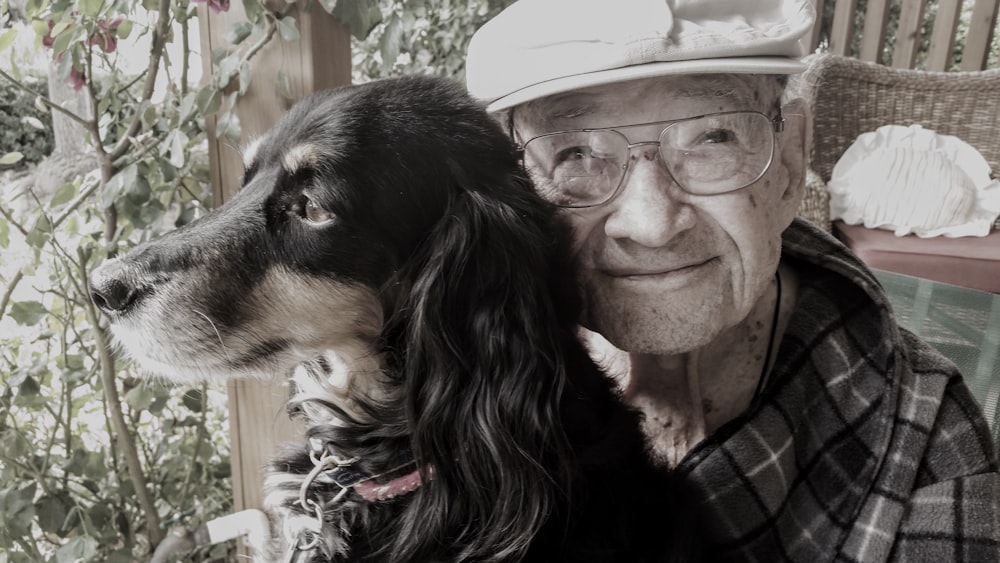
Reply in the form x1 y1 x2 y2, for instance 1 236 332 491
891 0 926 68
829 0 858 56
858 0 892 63
962 0 1000 70
196 1 351 548
926 0 963 71
805 0 825 53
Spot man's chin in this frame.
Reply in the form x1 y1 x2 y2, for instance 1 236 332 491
582 296 725 356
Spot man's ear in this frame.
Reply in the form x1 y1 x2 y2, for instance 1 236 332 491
776 97 811 209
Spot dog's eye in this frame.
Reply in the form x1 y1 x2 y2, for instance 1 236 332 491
296 194 334 225
305 199 333 223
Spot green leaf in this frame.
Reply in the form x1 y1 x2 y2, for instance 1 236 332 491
380 15 403 67
277 16 300 42
216 55 239 88
18 376 40 397
332 0 383 40
178 92 198 122
101 164 137 208
182 388 204 412
55 536 97 563
50 182 77 207
125 175 150 204
21 116 46 129
35 494 71 534
0 218 9 248
210 46 228 65
9 301 47 325
50 21 73 38
225 21 253 45
242 0 263 21
88 503 112 532
198 85 222 116
117 19 133 40
25 213 51 248
51 25 76 57
0 430 30 459
0 152 24 166
277 70 291 99
141 102 158 129
79 0 102 17
0 29 17 52
162 130 189 169
239 61 252 95
317 0 336 13
0 485 36 537
32 19 50 41
124 385 155 411
105 549 132 563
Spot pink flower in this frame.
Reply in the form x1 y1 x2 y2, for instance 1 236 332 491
42 19 64 48
67 65 86 91
88 17 123 54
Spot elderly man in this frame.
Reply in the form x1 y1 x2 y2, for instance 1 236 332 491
466 0 999 560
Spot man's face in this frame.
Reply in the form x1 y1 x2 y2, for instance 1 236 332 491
514 74 808 355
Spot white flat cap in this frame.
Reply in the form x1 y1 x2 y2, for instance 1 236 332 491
467 0 816 112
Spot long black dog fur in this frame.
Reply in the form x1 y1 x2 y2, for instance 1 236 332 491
92 75 704 562
262 77 703 562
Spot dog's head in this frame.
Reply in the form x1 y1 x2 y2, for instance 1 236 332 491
91 76 557 377
91 76 585 561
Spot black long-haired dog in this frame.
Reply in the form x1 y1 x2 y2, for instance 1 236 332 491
89 76 702 562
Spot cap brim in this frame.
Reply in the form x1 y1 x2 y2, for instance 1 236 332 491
485 56 807 113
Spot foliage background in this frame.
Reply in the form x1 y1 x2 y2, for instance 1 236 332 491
0 0 515 561
0 0 997 561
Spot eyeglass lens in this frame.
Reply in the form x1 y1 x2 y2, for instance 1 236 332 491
523 112 775 208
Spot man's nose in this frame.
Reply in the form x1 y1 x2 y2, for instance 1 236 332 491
602 149 695 247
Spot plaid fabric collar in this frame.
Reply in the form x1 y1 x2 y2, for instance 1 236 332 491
677 219 999 561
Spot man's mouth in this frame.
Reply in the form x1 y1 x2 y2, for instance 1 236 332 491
601 258 716 280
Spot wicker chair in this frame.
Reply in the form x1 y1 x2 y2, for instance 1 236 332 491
793 53 1000 233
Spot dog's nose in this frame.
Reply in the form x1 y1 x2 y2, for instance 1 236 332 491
89 262 142 313
91 278 139 313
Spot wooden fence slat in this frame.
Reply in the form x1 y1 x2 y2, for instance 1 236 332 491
830 0 858 56
891 0 927 68
961 0 1000 70
859 0 893 62
926 0 963 70
198 3 351 556
806 0 825 52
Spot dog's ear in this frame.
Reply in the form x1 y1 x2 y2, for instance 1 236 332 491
390 168 576 561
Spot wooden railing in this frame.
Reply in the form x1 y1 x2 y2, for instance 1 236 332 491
806 0 999 71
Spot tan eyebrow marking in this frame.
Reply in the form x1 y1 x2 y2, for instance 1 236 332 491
282 144 322 174
242 136 264 167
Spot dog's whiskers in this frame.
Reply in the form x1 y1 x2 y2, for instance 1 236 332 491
193 309 234 367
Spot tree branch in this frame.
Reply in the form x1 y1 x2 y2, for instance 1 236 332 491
0 68 92 128
78 248 164 547
0 270 24 323
108 0 172 163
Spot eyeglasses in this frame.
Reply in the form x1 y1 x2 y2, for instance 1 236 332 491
517 110 785 208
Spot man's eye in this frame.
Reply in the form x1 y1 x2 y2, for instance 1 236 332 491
701 128 737 144
556 146 593 162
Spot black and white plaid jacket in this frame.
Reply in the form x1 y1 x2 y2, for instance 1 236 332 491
679 218 1000 562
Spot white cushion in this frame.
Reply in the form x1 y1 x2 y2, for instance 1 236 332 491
828 124 1000 238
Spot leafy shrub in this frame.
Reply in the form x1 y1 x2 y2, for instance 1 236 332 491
0 0 233 560
0 75 54 168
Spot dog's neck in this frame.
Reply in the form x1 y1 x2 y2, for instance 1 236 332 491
305 441 428 503
288 345 390 426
